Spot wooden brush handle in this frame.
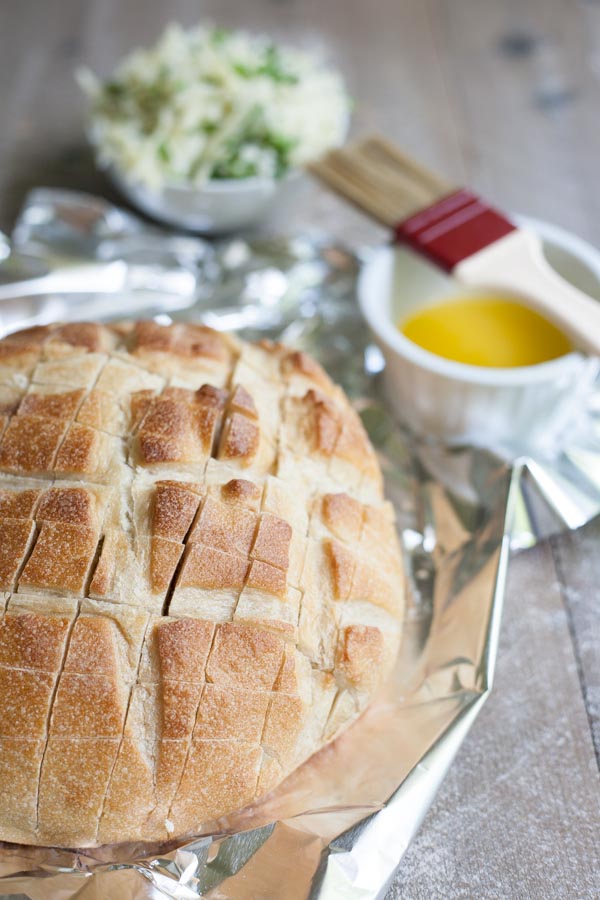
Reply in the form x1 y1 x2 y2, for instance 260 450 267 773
311 137 600 356
455 229 600 357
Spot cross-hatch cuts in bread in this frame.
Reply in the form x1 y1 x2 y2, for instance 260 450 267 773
0 320 405 847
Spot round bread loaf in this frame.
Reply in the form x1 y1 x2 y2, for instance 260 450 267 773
0 320 404 847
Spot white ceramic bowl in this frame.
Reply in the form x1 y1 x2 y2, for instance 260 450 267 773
358 217 600 452
93 109 350 234
106 163 301 234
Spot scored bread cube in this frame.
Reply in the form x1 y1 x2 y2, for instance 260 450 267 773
46 601 149 742
18 522 100 596
0 667 56 738
280 391 340 458
0 595 76 672
37 737 120 846
188 495 257 556
50 672 127 738
0 738 46 844
195 685 270 742
67 600 149 681
262 474 309 535
77 388 128 436
54 423 119 480
94 358 165 396
233 582 300 639
133 391 224 468
149 537 184 594
17 385 86 420
168 543 249 620
236 341 281 381
0 338 41 384
280 348 337 397
313 491 365 543
161 680 205 740
169 738 262 833
297 539 339 668
87 531 164 613
138 615 215 684
217 409 278 472
345 554 402 618
261 693 307 773
250 512 292 571
205 622 284 691
31 353 107 389
150 479 204 540
129 321 236 389
44 322 114 356
0 483 41 518
36 483 107 531
0 518 36 590
0 415 68 475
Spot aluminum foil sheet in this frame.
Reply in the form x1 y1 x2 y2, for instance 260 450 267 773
0 189 598 899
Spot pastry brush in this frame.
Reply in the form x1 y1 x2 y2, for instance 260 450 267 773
310 136 600 357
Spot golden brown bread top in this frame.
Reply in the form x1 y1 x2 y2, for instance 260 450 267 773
0 321 404 847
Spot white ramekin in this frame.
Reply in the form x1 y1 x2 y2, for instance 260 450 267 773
358 216 600 452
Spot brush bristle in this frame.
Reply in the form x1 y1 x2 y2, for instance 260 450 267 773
309 136 454 228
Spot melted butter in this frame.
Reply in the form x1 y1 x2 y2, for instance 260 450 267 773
399 294 572 368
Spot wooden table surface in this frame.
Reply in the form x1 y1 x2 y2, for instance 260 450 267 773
1 1 599 897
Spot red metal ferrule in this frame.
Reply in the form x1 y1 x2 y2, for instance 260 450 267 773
394 188 516 271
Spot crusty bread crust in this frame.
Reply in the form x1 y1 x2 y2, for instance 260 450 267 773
0 321 404 847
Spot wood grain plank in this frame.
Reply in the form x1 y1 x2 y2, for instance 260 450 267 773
551 518 600 767
424 0 600 244
389 542 600 899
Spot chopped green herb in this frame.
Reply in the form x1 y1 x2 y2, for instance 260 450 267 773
233 62 254 79
260 44 299 84
211 27 230 46
104 80 126 99
233 44 299 84
202 74 223 86
83 22 349 187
